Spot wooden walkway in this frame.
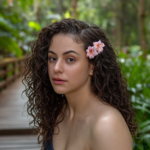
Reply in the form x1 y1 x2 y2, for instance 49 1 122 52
0 77 41 150
0 135 41 150
0 77 31 130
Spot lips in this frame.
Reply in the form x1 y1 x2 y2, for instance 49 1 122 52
52 77 66 81
52 77 66 85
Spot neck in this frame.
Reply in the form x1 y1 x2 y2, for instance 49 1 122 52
64 85 98 121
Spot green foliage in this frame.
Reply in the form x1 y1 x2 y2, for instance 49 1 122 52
118 49 150 150
0 0 40 58
0 15 23 57
28 21 41 31
0 37 22 57
64 11 71 18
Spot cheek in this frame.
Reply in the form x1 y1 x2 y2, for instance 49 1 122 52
67 62 89 84
48 65 53 79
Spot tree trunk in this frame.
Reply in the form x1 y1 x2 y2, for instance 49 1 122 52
137 0 147 58
113 0 120 51
56 0 64 15
71 0 78 18
33 0 41 23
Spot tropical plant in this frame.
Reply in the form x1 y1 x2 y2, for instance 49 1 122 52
118 49 150 150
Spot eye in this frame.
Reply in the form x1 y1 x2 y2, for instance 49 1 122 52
49 57 56 62
48 57 75 63
67 58 75 63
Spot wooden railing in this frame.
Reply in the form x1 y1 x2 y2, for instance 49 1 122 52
0 56 26 89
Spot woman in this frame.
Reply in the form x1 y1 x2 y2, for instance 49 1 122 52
22 18 138 150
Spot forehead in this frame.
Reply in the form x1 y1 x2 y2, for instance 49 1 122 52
49 34 85 53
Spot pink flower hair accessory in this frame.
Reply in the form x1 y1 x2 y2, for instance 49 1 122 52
86 40 105 59
86 46 98 59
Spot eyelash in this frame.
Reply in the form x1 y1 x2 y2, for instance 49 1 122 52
49 57 75 63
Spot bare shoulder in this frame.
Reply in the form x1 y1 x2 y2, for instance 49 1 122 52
89 103 133 150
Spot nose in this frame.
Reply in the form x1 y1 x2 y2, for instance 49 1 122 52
53 59 63 73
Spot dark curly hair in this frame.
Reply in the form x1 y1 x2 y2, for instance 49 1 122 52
22 18 139 149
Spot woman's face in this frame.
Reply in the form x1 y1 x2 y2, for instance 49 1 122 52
48 33 93 95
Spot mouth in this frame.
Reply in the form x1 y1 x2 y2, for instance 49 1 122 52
53 79 65 81
53 79 66 84
52 77 66 82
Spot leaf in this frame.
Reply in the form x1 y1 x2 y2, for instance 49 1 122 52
133 105 150 114
28 21 41 31
140 126 150 133
0 37 22 57
141 134 150 140
64 11 71 18
139 120 150 128
0 17 19 38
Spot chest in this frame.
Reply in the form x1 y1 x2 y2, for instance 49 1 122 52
52 119 91 150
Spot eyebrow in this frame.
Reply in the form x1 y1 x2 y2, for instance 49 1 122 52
48 50 79 56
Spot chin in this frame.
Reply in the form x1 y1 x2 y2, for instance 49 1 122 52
55 91 65 95
52 87 66 95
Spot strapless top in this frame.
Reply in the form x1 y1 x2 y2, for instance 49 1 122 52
44 131 54 150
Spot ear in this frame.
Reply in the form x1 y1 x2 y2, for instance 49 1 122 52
89 64 94 76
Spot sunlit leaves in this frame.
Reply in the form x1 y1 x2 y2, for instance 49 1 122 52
28 21 41 31
64 11 71 18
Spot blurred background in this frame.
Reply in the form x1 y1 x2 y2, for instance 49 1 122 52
0 0 150 150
